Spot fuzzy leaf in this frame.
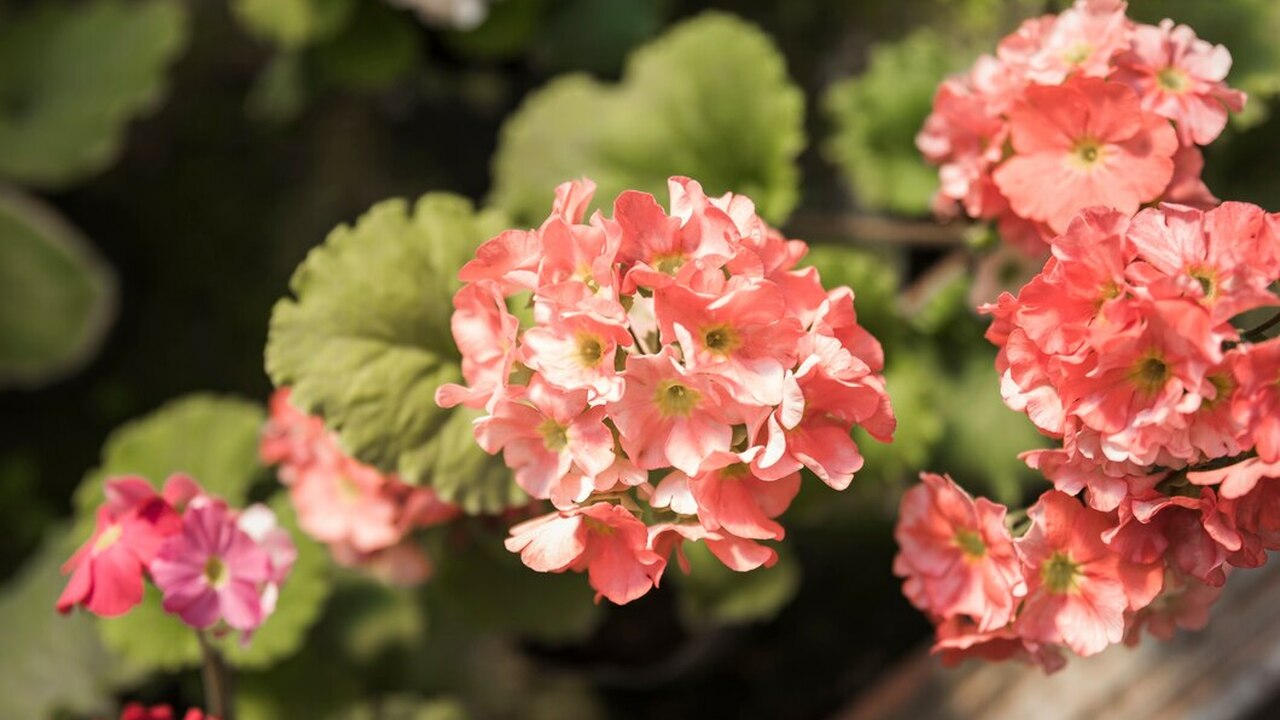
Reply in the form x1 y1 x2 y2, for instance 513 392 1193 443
266 194 526 513
231 0 356 49
490 12 805 225
0 188 116 388
824 30 964 215
0 0 188 187
673 542 800 625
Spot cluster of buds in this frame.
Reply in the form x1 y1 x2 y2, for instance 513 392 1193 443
918 0 1245 254
260 389 459 586
58 474 295 641
438 177 895 603
896 201 1280 670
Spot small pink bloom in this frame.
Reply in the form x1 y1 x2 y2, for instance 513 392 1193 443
894 473 1026 632
504 502 665 605
435 281 520 410
1014 491 1162 657
607 350 737 475
647 521 779 576
457 229 542 292
474 378 615 504
289 456 402 553
150 500 274 632
932 616 1066 673
677 449 801 541
1231 338 1280 463
57 476 181 617
1123 570 1223 645
519 312 631 400
993 78 1177 234
1023 0 1132 85
1115 19 1247 146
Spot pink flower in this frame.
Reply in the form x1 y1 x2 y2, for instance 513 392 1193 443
519 311 631 400
1014 491 1162 656
150 500 275 632
504 503 665 604
120 704 215 720
57 476 181 617
289 456 402 553
435 281 520 410
894 473 1026 632
1123 570 1223 645
993 78 1177 234
1023 0 1131 85
1231 338 1280 463
672 449 801 541
1115 19 1247 146
607 350 737 475
474 379 615 506
648 522 778 576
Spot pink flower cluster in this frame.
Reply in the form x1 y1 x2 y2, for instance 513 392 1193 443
437 176 895 604
896 201 1280 670
59 475 295 641
261 388 459 586
918 0 1245 254
117 703 214 720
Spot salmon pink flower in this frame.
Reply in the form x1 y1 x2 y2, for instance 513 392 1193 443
1231 338 1280 463
150 500 275 633
648 522 778 576
674 449 800 541
1022 0 1131 85
57 477 182 617
435 281 520 410
1115 19 1247 146
894 473 1026 632
519 312 631 400
504 502 665 604
1015 491 1162 656
993 78 1177 235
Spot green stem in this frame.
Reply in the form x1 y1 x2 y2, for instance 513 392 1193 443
1242 310 1280 343
197 631 233 720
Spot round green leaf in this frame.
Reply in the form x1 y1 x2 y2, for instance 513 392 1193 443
490 11 805 226
0 0 188 187
266 194 527 514
0 187 116 388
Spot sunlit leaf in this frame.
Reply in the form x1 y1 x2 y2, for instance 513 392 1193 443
0 188 116 388
0 0 188 187
231 0 355 49
266 194 527 513
491 12 804 225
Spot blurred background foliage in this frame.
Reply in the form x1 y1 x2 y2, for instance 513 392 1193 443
3 0 1280 718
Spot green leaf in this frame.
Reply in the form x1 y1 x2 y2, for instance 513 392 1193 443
672 542 800 626
0 187 116 388
853 349 947 486
800 243 904 348
490 11 805 226
98 493 333 671
429 523 602 641
0 0 188 188
334 696 471 720
0 529 144 719
231 0 356 49
312 1 422 92
74 394 267 526
1129 0 1280 128
823 29 964 215
266 193 526 514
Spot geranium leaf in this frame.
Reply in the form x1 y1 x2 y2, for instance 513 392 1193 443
0 0 187 188
490 11 805 226
0 188 116 388
266 194 526 513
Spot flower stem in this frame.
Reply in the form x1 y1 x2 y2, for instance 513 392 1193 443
197 631 233 720
1243 310 1280 343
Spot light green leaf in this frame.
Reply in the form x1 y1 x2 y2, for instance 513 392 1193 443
98 493 333 671
0 529 143 720
429 523 602 641
335 696 470 720
74 394 267 525
0 0 188 187
231 0 356 49
672 542 800 626
823 29 965 215
0 187 116 388
490 11 805 226
853 349 947 486
266 194 526 513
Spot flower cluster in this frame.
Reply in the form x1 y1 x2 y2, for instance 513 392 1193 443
117 703 214 720
438 176 895 604
918 0 1245 254
896 201 1280 670
58 474 295 641
261 388 459 586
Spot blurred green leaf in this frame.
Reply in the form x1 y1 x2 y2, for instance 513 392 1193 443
335 696 470 720
246 52 309 126
266 194 527 514
800 243 904 347
491 11 805 225
854 349 946 486
1129 0 1280 128
673 542 799 625
430 523 602 641
534 0 664 75
823 30 962 215
231 0 355 49
0 0 188 187
0 187 116 388
312 1 421 92
99 494 333 671
0 530 143 719
74 394 267 525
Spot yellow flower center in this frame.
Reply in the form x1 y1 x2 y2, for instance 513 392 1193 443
955 529 987 559
1157 67 1190 93
1188 266 1217 299
654 380 701 418
1062 42 1094 66
1203 372 1235 410
204 556 228 588
1042 551 1081 594
1129 351 1172 395
652 252 685 275
92 523 124 555
537 418 570 452
576 332 606 368
1071 139 1105 168
701 324 741 356
582 516 616 536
